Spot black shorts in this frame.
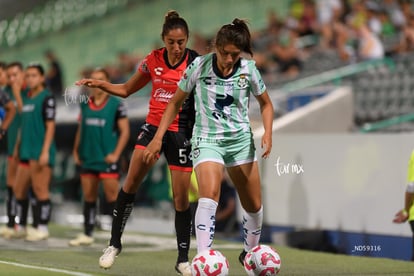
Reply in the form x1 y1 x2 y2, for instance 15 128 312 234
80 163 119 179
135 123 192 172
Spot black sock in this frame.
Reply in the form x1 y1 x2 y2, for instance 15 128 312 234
106 201 116 218
16 199 29 227
6 187 16 228
175 207 192 263
109 188 135 249
38 199 52 225
84 201 97 236
31 197 39 228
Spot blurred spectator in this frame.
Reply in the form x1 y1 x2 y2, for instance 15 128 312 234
350 16 385 60
383 0 406 29
44 49 64 96
396 13 414 53
251 10 283 75
269 27 303 78
365 2 383 35
316 0 343 48
379 10 397 38
297 0 318 37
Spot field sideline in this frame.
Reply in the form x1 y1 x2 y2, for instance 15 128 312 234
0 224 413 275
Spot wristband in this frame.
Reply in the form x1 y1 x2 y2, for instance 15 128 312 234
402 210 408 216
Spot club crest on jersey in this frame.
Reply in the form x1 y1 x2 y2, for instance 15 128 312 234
237 74 248 88
140 62 149 74
192 148 200 159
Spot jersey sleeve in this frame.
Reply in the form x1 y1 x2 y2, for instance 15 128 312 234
138 52 152 75
178 57 201 93
0 90 10 106
115 100 128 120
42 95 56 121
250 61 267 96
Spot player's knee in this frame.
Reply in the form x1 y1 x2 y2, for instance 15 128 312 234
173 195 189 211
242 199 262 213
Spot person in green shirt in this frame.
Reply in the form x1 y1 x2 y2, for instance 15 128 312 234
13 64 56 242
0 88 16 238
393 149 414 261
0 62 25 239
69 68 129 247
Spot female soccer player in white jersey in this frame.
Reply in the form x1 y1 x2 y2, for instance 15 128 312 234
144 18 274 265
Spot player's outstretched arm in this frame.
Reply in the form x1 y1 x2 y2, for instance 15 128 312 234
76 70 151 98
255 91 274 159
143 88 189 163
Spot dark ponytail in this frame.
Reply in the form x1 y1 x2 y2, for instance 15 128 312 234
161 10 189 39
215 18 253 56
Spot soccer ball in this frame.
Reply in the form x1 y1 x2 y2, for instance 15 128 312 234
243 244 281 275
191 249 230 276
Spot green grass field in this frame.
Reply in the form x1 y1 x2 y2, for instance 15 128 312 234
0 224 413 275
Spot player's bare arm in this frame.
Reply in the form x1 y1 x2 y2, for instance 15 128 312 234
72 124 81 165
39 120 55 166
105 117 130 164
76 70 151 98
255 91 274 159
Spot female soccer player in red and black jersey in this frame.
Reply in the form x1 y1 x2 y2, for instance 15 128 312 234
77 10 198 275
69 68 129 247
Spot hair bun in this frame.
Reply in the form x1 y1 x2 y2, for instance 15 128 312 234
232 18 246 26
165 10 180 21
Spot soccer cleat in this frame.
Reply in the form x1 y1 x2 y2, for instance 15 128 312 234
175 261 191 276
99 246 120 269
10 228 27 239
69 233 94 246
25 228 49 241
239 250 247 266
0 226 14 239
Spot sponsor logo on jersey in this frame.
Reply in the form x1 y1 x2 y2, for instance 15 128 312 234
203 77 235 88
212 93 234 120
85 118 106 127
154 67 163 76
153 88 174 103
214 93 234 110
22 104 35 112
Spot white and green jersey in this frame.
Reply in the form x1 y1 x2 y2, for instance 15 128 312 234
178 53 266 140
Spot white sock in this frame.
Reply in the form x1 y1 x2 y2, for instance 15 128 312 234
242 206 263 252
195 197 218 253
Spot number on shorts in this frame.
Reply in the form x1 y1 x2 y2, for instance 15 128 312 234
179 148 187 164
